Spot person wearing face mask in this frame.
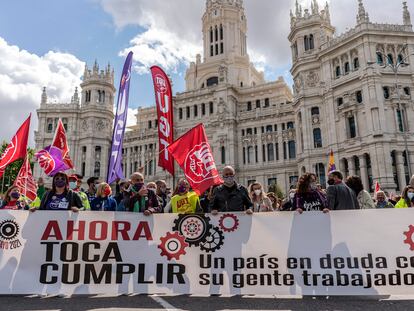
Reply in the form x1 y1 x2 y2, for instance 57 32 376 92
115 179 130 205
345 176 375 209
36 172 83 212
281 189 296 211
68 175 90 210
248 182 273 212
209 166 253 215
0 186 29 210
375 190 394 208
90 183 118 211
121 172 161 215
292 173 328 213
155 180 170 212
395 186 414 208
164 178 202 214
36 177 46 200
326 170 359 211
85 177 99 204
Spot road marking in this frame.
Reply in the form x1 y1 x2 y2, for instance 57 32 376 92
150 294 181 311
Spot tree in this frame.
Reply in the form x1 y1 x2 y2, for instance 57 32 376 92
0 141 35 194
268 183 284 199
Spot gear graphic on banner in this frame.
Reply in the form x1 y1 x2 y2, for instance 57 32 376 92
200 226 225 253
0 220 20 241
158 231 189 261
403 225 414 251
218 213 239 233
172 214 212 246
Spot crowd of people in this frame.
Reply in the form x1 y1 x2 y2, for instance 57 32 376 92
0 166 412 213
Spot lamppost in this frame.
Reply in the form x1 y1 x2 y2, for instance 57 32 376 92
368 44 413 179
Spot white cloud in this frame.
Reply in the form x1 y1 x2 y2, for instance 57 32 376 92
0 37 84 147
102 0 407 76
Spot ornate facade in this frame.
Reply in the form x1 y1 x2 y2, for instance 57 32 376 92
35 0 414 194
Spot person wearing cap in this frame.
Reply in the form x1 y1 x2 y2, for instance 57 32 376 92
36 172 83 212
68 174 90 210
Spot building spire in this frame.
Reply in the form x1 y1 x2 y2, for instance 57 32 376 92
403 1 412 26
72 87 79 104
325 1 331 22
295 0 302 18
312 0 319 15
41 87 47 104
356 0 369 24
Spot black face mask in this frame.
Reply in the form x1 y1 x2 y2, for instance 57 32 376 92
327 179 335 185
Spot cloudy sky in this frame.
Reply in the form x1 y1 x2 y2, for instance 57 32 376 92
0 0 408 146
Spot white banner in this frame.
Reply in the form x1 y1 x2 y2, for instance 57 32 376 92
0 209 414 295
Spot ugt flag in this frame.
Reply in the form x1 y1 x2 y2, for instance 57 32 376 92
327 149 336 174
168 124 223 195
0 115 31 179
107 51 133 184
52 119 74 169
35 146 69 177
14 156 37 201
150 66 174 176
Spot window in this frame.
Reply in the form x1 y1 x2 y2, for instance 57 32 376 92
344 62 350 74
47 119 53 133
246 128 252 135
201 103 206 115
313 128 322 148
254 127 257 135
220 24 223 40
186 106 190 119
397 109 406 132
275 143 279 160
282 123 286 131
337 97 343 107
209 102 214 114
148 120 152 129
267 144 275 162
94 162 101 177
255 146 258 163
304 35 309 51
220 42 224 54
404 87 411 96
274 124 278 132
243 147 246 164
383 87 390 99
210 45 214 57
288 141 296 159
309 34 314 50
335 66 341 78
81 162 86 177
376 52 384 64
398 54 404 64
348 116 357 138
62 118 68 131
315 163 326 187
242 129 245 136
311 107 319 116
287 122 294 129
215 26 218 42
256 99 261 108
207 76 219 86
215 44 219 55
262 145 266 162
82 146 87 153
387 53 394 65
221 146 225 164
354 57 360 70
356 90 363 103
210 27 213 43
194 105 198 117
247 101 252 111
264 98 270 107
283 142 287 160
266 125 273 132
154 119 158 127
179 108 183 119
247 146 253 164
148 160 153 176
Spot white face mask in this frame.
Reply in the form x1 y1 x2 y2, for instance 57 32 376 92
408 192 414 200
69 181 77 190
289 192 295 199
254 189 262 196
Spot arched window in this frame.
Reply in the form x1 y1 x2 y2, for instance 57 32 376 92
344 62 350 74
335 66 341 78
202 103 206 115
266 125 273 132
210 27 213 43
309 34 314 50
348 116 357 138
101 91 105 103
304 35 309 51
398 54 404 64
47 118 53 133
220 24 223 40
387 53 394 65
377 52 384 64
247 146 253 164
247 101 252 111
404 87 411 96
313 128 322 148
215 26 218 42
267 144 275 162
311 107 319 116
353 57 360 70
383 87 390 99
194 105 198 117
337 97 343 107
209 102 214 114
207 76 219 87
221 146 226 164
356 90 363 103
397 108 406 132
315 163 326 187
287 122 294 129
94 162 101 177
186 106 190 118
288 141 296 159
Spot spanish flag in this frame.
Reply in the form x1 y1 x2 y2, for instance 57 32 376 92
328 150 336 173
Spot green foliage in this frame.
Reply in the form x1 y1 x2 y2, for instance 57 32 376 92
0 141 35 194
267 182 284 199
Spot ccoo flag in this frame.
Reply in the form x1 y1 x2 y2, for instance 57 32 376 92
168 124 223 195
107 51 133 184
14 155 37 201
0 115 31 179
327 149 336 174
52 119 74 169
150 66 174 176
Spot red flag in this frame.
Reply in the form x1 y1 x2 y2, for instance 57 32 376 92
52 119 74 169
14 156 37 201
168 124 223 195
375 181 381 193
150 66 174 176
0 115 31 178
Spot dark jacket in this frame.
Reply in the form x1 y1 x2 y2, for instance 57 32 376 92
293 190 327 211
326 182 359 210
209 184 253 212
90 196 117 211
121 190 161 213
39 190 83 210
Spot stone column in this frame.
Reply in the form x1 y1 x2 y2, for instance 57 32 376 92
395 151 407 193
347 157 356 176
359 155 370 191
126 147 131 178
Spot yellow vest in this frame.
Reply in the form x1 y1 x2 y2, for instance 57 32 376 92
171 192 199 214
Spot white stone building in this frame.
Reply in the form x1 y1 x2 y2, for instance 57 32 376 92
35 0 414 194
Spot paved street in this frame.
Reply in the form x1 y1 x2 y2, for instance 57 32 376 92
1 295 414 311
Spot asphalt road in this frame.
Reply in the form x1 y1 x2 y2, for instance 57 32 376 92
1 295 414 311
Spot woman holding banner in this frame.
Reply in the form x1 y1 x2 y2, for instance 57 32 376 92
36 172 83 212
90 182 118 211
0 186 29 210
248 182 273 212
292 173 328 213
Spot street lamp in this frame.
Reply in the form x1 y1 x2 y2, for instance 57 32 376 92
368 44 413 179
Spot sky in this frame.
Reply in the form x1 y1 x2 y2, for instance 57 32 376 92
0 0 409 146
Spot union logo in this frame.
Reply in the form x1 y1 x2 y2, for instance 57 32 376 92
37 150 56 175
0 137 17 169
184 143 218 184
154 74 167 93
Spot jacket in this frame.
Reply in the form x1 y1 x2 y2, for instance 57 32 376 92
90 196 117 211
39 190 83 210
121 190 161 213
209 183 253 212
326 182 359 210
395 198 410 208
357 190 375 209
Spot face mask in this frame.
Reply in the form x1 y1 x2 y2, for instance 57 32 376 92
55 179 66 188
160 186 166 194
310 183 317 190
133 183 144 192
408 193 414 200
289 192 295 199
69 182 77 190
223 176 235 185
254 189 262 196
327 179 335 186
103 187 111 197
178 185 187 193
10 192 20 199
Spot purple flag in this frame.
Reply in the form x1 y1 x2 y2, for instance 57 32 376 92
107 51 133 184
35 146 69 176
